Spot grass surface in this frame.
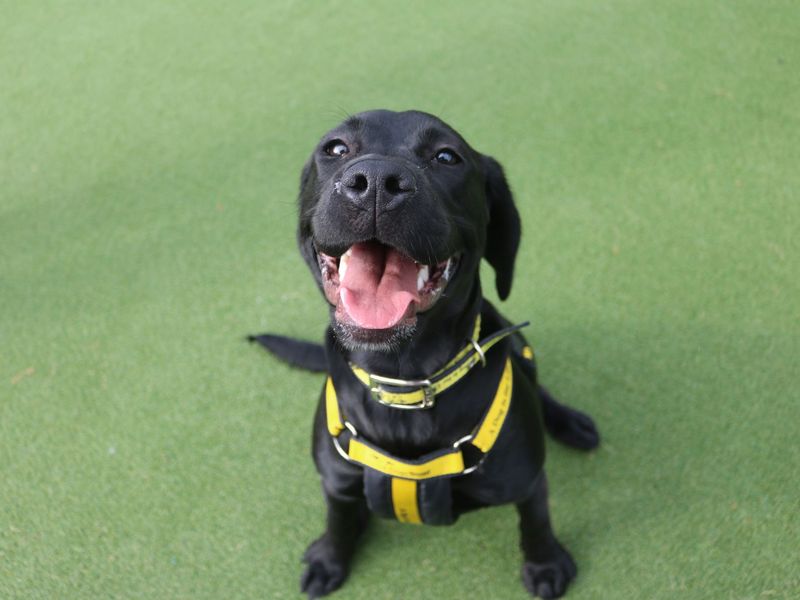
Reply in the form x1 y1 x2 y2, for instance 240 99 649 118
2 1 799 598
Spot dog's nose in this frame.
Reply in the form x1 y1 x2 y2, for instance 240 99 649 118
341 160 415 209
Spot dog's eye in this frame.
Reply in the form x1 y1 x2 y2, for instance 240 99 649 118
434 148 460 165
324 140 350 157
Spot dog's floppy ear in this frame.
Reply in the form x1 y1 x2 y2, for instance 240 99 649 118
297 157 319 270
482 155 521 300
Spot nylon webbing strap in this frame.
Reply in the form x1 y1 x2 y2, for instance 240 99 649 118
325 377 344 436
391 478 422 524
348 438 465 479
471 358 513 452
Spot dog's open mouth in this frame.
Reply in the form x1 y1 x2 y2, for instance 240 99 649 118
317 241 458 330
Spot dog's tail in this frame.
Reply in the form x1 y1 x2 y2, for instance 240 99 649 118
247 333 327 373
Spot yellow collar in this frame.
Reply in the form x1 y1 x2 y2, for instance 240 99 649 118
348 315 528 409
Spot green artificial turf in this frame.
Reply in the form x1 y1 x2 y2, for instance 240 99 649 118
2 1 798 598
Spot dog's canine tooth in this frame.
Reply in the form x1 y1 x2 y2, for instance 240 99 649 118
417 265 429 291
442 258 453 281
339 252 350 279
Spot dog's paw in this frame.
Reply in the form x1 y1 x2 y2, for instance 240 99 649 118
520 544 577 599
300 537 349 599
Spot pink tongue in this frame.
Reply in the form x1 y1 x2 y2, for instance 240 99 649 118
339 242 420 329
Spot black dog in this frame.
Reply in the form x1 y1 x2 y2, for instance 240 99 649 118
251 110 599 599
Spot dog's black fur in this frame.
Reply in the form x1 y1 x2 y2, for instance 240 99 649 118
252 110 599 599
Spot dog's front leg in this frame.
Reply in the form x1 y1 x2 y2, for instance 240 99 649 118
301 491 368 599
517 472 577 599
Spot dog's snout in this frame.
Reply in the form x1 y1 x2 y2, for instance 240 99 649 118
341 160 415 209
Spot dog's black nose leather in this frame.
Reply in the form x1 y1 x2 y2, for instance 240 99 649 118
341 159 415 210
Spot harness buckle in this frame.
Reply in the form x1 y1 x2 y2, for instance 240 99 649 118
368 373 435 409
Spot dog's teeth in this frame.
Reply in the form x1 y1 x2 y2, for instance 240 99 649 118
339 253 350 279
442 259 453 281
417 265 429 291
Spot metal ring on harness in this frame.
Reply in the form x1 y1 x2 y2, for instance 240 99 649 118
452 433 485 475
469 339 487 367
332 420 359 464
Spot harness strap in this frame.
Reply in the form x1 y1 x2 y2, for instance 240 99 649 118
391 478 422 524
349 317 528 408
325 358 514 523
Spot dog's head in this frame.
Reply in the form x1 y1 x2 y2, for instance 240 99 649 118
297 109 520 351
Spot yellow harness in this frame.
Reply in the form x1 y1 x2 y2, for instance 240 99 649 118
324 318 533 524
